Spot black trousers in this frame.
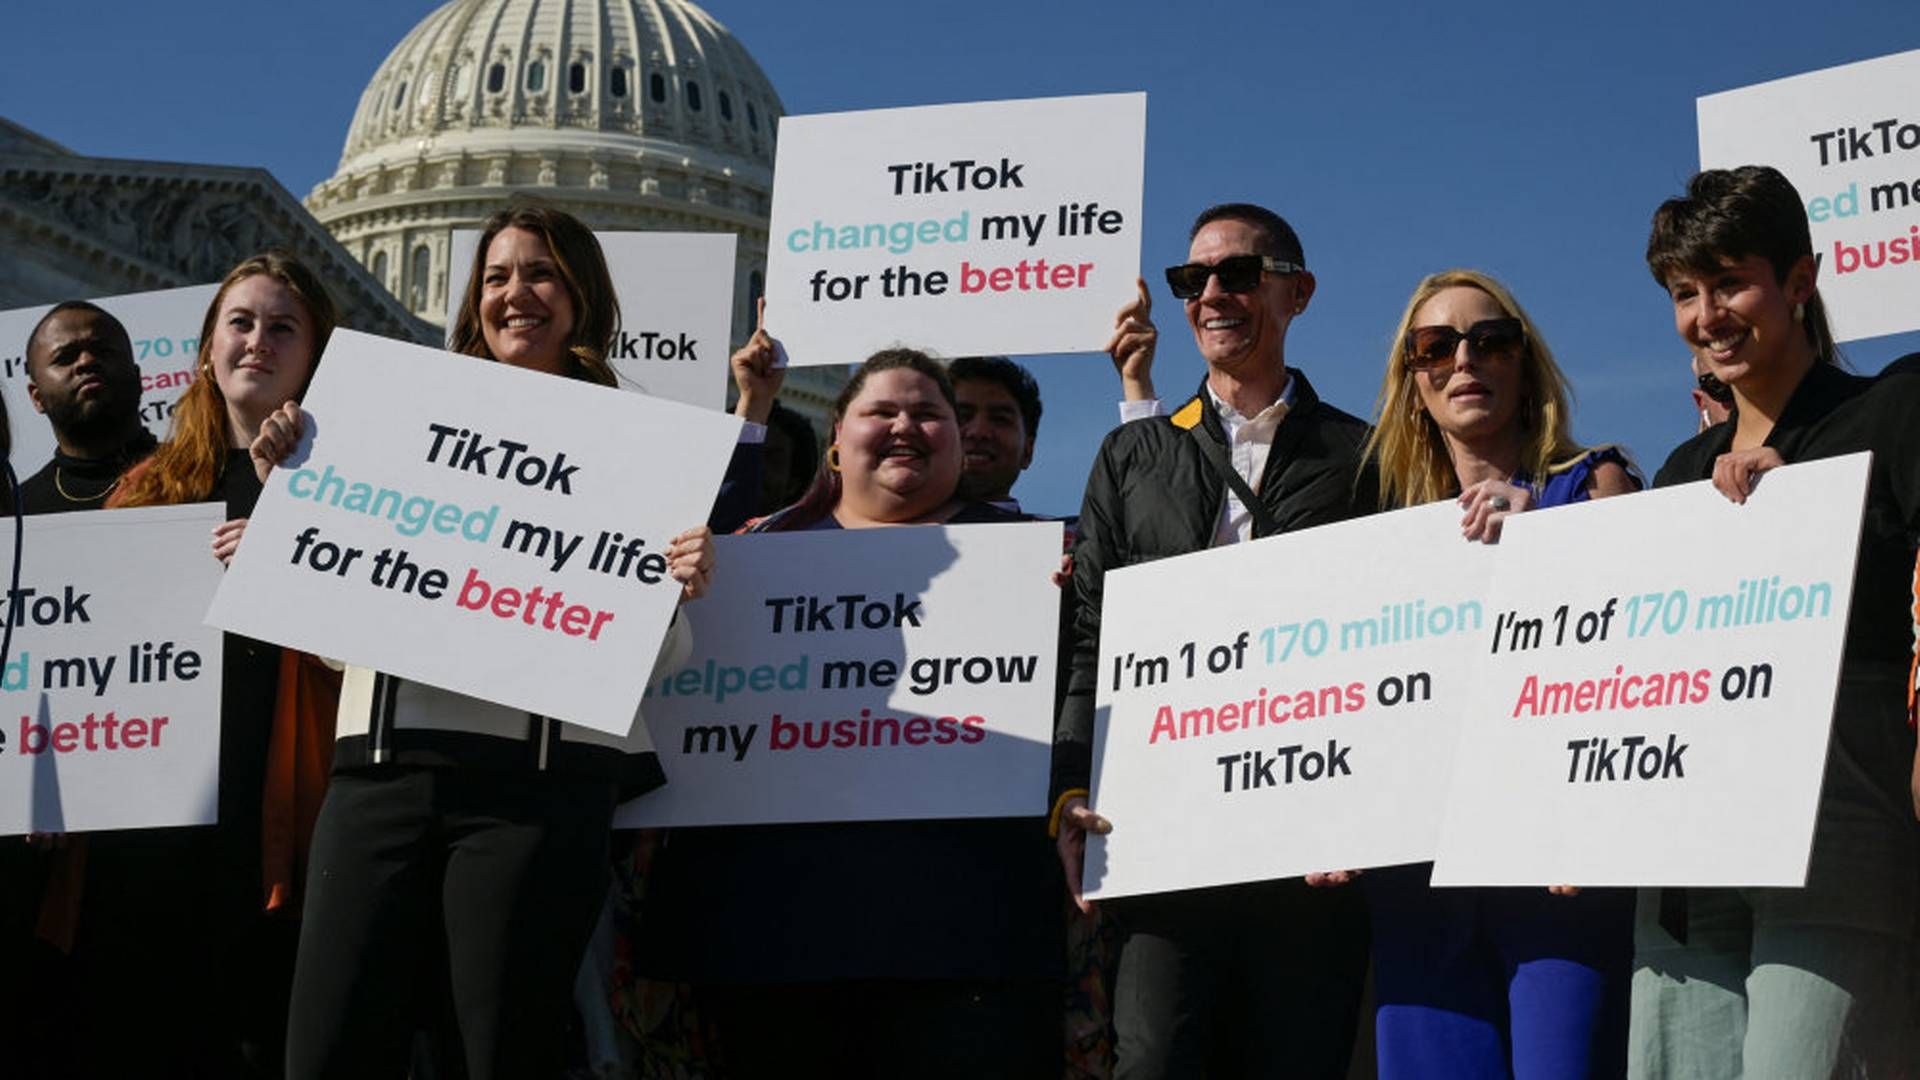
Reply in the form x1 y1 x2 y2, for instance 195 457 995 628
1109 877 1370 1079
285 767 615 1080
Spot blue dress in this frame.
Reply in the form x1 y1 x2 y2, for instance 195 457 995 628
1366 446 1639 1079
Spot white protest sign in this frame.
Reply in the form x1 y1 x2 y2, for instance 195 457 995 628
0 285 219 477
447 229 737 410
1082 503 1495 900
205 329 742 736
1431 455 1868 887
764 92 1145 366
1698 49 1920 341
0 505 225 835
617 521 1062 827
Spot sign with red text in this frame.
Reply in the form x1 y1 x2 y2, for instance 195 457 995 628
1699 49 1920 341
1 505 225 835
1082 503 1497 899
0 285 219 478
764 92 1145 365
447 229 737 410
616 522 1063 826
205 330 742 736
1432 455 1868 887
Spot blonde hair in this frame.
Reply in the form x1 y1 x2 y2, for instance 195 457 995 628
1363 269 1583 509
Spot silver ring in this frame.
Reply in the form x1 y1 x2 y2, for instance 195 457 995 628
1486 494 1511 512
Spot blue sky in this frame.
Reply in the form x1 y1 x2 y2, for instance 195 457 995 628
6 1 1918 516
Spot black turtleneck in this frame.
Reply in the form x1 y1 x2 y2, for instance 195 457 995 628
15 430 159 515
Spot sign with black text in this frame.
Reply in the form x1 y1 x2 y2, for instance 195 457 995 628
617 522 1063 826
764 92 1145 365
1 505 225 835
1083 503 1497 899
1432 455 1868 887
205 330 741 736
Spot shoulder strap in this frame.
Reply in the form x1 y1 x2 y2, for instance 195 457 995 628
1186 420 1279 538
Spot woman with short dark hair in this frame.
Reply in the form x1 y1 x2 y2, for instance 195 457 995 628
1632 164 1920 1077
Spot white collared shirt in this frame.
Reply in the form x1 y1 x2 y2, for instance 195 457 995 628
1211 375 1295 547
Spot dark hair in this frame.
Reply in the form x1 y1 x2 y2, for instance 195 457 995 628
948 355 1042 437
1189 203 1306 267
761 401 820 510
25 300 131 377
449 200 621 386
759 349 955 532
1646 165 1835 364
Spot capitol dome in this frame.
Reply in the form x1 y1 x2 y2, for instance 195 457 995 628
305 0 785 351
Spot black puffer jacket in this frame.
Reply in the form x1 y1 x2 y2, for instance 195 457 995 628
1051 369 1377 805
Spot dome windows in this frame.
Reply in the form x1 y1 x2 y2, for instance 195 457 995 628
569 61 588 95
393 80 408 110
748 102 759 131
650 72 667 103
719 90 733 122
527 59 547 93
686 80 703 111
409 245 432 311
372 250 390 292
610 66 629 98
487 62 506 94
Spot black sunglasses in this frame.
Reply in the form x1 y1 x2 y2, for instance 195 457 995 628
1404 318 1525 370
1696 371 1735 405
1163 254 1303 300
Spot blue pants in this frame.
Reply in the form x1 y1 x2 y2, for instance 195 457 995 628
1365 865 1633 1078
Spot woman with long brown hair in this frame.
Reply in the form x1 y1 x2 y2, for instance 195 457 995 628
281 203 714 1080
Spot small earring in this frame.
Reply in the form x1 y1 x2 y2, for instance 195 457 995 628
826 444 841 472
1793 302 1805 322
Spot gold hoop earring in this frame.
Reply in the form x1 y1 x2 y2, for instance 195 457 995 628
827 444 841 472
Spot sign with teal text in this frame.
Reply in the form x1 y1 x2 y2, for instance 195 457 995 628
764 92 1145 366
618 522 1063 826
206 330 741 736
1 505 225 835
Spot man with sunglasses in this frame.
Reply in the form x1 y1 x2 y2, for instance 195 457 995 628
1052 203 1373 1078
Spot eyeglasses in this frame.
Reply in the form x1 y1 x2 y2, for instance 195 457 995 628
1404 318 1525 370
1163 254 1303 300
1695 370 1735 405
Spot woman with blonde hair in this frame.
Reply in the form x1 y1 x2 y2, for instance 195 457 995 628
1360 268 1639 1077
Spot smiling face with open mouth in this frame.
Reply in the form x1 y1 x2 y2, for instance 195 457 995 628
479 226 578 376
1409 285 1526 445
210 273 316 440
1664 253 1812 398
834 367 961 523
1181 218 1310 377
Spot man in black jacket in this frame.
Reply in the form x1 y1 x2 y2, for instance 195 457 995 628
1052 203 1372 1078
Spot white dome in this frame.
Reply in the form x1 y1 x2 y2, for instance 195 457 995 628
305 1 843 423
331 0 782 181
